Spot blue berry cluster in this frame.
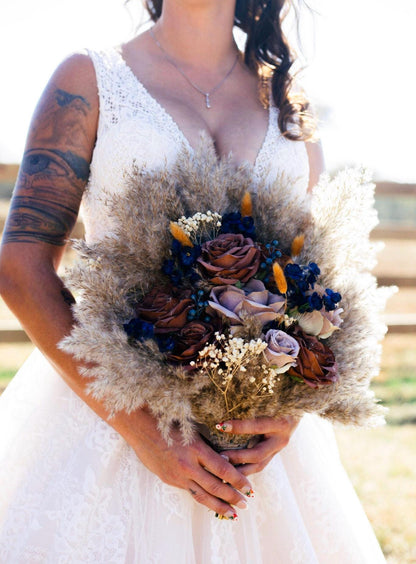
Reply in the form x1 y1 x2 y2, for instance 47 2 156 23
220 212 256 238
187 289 212 323
162 239 201 286
257 240 282 284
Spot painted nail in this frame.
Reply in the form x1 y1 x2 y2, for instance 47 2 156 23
215 422 232 432
244 488 255 498
215 511 238 521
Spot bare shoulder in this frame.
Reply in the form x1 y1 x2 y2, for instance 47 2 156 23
30 51 99 144
49 51 98 101
305 140 325 193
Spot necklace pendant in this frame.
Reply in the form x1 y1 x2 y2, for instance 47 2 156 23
205 93 211 109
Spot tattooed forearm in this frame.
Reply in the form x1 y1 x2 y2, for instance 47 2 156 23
2 84 93 246
3 148 88 245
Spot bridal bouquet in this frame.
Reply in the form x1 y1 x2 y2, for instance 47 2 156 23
60 140 393 447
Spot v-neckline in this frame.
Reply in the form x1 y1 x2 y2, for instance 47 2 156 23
113 47 274 170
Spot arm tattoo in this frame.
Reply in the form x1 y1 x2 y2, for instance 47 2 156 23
3 88 92 246
3 148 88 245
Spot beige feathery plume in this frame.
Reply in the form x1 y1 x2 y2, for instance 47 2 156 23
272 262 288 294
169 222 193 247
241 191 253 217
291 234 305 257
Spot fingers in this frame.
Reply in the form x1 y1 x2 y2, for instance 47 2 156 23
221 435 284 466
217 415 299 436
192 467 250 510
236 454 275 477
187 480 240 520
199 448 253 498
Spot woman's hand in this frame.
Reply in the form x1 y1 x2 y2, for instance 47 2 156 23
218 416 300 476
129 407 254 520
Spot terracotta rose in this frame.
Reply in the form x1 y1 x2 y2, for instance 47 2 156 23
197 233 261 285
166 320 217 365
135 287 193 334
288 325 339 388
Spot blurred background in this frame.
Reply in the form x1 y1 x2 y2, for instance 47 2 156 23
1 1 415 560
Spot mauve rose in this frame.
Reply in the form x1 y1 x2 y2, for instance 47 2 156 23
208 279 285 333
135 287 193 334
263 329 300 373
288 325 338 388
197 233 261 285
166 320 216 365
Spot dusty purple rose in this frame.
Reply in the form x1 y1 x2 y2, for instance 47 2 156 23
208 279 285 333
197 233 261 285
263 329 300 372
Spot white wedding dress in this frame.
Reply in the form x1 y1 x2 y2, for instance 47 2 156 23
0 48 386 563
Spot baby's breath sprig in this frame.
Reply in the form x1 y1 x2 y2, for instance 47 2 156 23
173 211 222 245
191 332 280 416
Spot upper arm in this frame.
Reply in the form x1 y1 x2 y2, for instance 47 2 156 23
0 52 99 269
305 140 325 193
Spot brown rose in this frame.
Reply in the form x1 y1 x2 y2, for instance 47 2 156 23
197 233 261 285
288 325 338 388
135 287 193 334
166 320 216 365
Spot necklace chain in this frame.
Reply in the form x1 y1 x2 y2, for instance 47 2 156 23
149 27 239 109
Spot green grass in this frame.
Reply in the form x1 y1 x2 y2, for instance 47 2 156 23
0 368 15 390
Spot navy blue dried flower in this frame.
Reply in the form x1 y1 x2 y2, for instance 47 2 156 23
323 288 342 311
155 334 176 352
308 292 323 311
123 319 154 341
221 211 256 238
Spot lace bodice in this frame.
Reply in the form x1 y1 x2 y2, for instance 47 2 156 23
81 47 310 243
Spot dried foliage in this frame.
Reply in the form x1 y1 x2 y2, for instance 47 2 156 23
59 142 394 444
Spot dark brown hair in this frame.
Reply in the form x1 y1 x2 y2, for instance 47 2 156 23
142 0 315 141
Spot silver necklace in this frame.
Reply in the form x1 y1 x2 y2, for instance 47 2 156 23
149 27 240 109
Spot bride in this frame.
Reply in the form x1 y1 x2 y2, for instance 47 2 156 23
0 0 386 561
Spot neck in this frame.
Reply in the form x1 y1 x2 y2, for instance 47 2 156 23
153 0 238 72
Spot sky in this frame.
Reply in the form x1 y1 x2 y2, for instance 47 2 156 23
1 0 415 182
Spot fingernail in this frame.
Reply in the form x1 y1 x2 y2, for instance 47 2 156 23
220 454 229 461
244 488 255 498
216 422 232 432
236 500 248 510
215 511 238 521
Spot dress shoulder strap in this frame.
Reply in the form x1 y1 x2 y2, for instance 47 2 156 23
86 47 139 135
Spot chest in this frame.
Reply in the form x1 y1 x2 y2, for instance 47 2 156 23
86 47 310 210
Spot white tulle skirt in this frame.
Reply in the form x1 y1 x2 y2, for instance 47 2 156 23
0 349 385 563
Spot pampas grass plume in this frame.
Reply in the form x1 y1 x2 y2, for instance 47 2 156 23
291 234 305 257
170 222 193 247
241 191 253 217
273 262 288 294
